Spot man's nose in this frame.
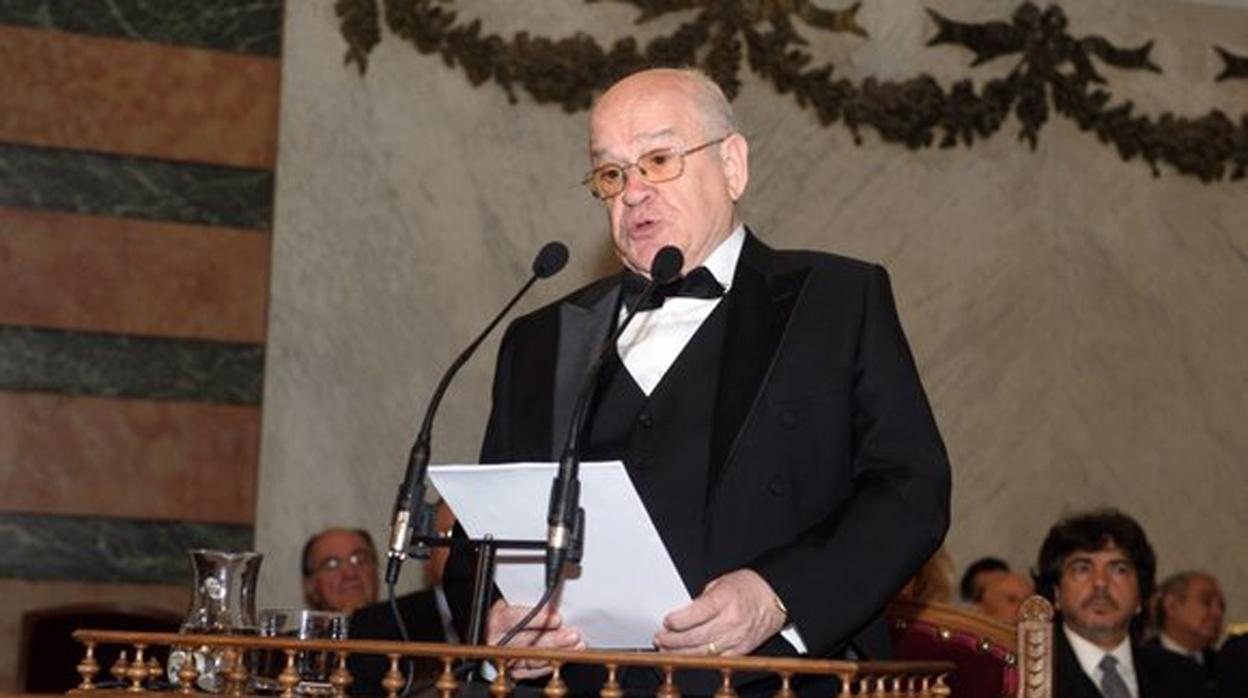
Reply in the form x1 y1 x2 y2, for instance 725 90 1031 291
620 166 654 205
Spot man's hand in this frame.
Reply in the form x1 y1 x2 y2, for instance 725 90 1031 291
487 599 584 678
653 569 787 657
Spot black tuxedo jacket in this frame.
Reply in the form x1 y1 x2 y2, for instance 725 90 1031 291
1054 624 1205 698
447 231 950 660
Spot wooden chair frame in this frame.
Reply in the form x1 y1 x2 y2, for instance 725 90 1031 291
887 594 1054 698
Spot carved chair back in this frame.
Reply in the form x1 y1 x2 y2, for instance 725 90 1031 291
887 594 1054 698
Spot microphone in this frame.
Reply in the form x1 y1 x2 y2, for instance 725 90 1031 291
544 246 683 589
386 241 569 585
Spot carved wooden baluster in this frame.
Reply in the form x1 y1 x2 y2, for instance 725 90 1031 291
771 671 794 698
227 645 250 697
146 655 162 684
543 661 568 698
76 641 100 690
488 658 512 698
330 652 353 697
713 668 736 698
278 649 300 698
836 672 852 698
216 646 239 697
918 675 931 698
656 665 680 698
381 654 405 698
110 650 129 685
175 649 199 694
599 663 623 698
125 645 149 691
435 656 458 698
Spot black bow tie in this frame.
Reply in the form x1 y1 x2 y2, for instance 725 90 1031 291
621 266 725 311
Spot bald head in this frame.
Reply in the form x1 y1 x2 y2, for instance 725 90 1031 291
591 69 736 150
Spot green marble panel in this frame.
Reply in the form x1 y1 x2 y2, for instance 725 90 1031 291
0 0 283 57
0 326 263 405
0 143 273 231
0 512 253 584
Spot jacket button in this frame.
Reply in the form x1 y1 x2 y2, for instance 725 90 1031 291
768 475 786 495
780 409 798 429
638 413 654 428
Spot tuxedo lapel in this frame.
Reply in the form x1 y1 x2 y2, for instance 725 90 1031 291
552 279 621 452
709 233 809 487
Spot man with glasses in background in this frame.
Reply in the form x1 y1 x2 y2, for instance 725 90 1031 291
302 528 381 614
446 67 950 695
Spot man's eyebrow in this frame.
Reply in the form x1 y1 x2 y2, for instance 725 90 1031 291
590 128 680 161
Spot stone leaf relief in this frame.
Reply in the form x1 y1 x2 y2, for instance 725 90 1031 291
336 0 1248 182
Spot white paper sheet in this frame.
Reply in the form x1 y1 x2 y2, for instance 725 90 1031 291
428 461 691 649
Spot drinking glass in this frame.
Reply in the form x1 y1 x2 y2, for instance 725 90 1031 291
254 609 349 695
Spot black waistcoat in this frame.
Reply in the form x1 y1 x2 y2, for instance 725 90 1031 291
581 301 729 596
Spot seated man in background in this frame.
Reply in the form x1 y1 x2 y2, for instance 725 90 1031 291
959 556 1034 624
303 528 381 614
1034 509 1202 698
1148 571 1224 686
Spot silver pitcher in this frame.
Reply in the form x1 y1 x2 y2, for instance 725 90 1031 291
167 549 263 692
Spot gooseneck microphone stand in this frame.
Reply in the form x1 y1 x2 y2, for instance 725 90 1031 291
381 241 568 663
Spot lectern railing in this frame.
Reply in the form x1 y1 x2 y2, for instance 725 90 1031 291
70 629 954 698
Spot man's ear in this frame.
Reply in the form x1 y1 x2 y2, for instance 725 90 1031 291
719 132 750 202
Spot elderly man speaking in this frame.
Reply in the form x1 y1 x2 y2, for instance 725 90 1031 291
445 67 950 696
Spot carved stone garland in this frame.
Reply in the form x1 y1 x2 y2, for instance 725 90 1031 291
336 0 1248 183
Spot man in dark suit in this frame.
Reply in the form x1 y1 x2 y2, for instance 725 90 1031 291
1146 571 1224 689
1034 509 1203 698
445 67 950 692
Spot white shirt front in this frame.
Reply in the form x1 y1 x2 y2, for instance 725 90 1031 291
1063 624 1140 698
616 226 744 395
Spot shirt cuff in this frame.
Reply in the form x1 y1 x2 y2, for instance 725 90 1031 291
780 624 808 654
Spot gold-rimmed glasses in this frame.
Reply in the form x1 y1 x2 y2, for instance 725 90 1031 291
311 550 375 575
581 135 730 200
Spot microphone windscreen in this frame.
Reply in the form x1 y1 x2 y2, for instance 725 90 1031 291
651 246 684 284
532 241 570 278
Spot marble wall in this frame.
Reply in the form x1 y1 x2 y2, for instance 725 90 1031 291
0 1 282 689
260 0 1248 624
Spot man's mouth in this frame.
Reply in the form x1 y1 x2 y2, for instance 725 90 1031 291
626 217 659 237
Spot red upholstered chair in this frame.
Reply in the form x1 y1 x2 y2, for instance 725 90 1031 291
887 594 1054 698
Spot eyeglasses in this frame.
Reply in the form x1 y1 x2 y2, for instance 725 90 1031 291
312 551 376 575
582 136 730 200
